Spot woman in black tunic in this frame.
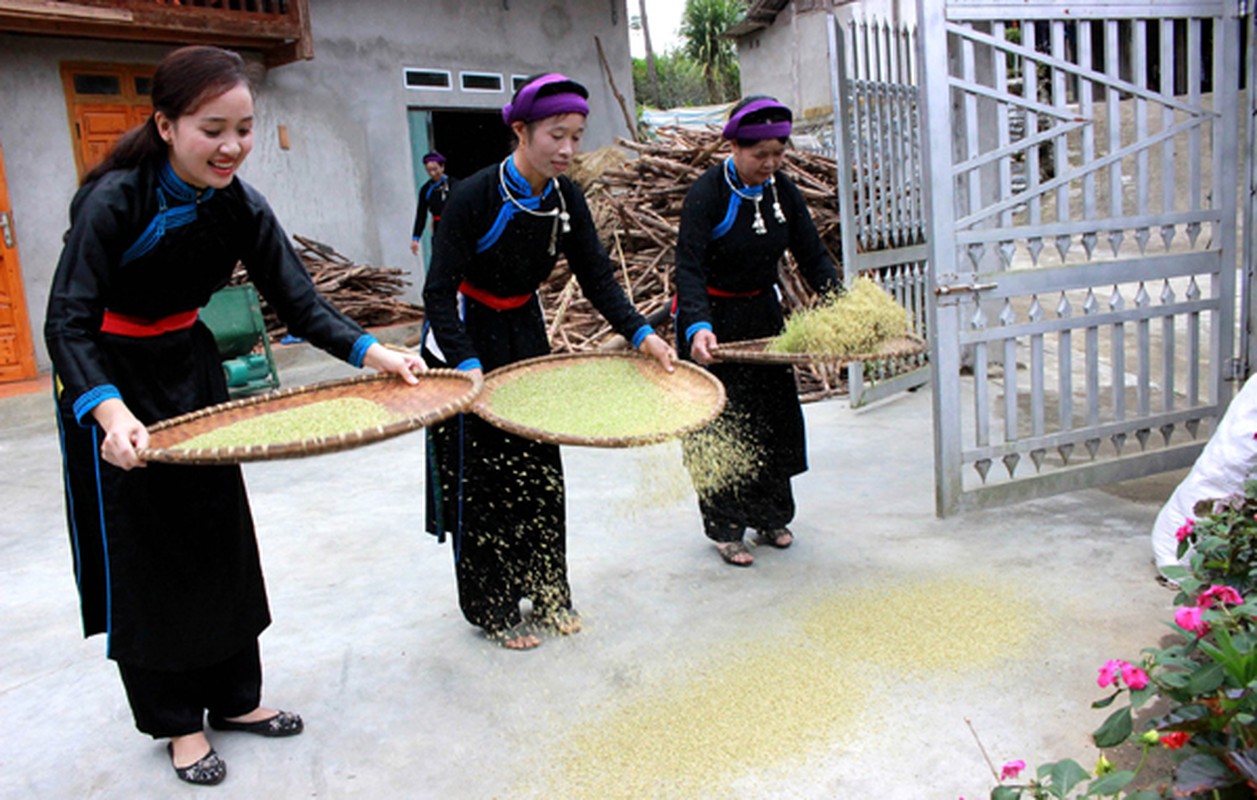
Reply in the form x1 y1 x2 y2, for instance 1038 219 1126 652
45 46 423 786
674 96 842 567
422 74 674 650
409 151 457 256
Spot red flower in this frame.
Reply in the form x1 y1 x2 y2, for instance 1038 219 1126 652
1119 663 1149 690
1160 731 1190 749
1000 760 1026 781
1197 585 1244 609
1175 519 1195 542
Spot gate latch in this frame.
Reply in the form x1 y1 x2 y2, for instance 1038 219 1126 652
934 281 997 297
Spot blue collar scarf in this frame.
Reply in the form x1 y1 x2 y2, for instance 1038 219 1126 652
121 161 214 266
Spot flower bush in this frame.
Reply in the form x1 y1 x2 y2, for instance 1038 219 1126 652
982 481 1257 799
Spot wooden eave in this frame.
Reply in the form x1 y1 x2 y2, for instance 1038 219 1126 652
0 0 313 67
724 0 790 37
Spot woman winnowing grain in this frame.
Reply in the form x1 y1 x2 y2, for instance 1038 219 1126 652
674 96 842 567
420 73 675 650
44 45 423 787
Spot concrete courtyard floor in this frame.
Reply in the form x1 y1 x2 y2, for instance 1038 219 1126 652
1 340 1187 799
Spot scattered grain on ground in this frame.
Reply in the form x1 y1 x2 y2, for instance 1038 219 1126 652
529 575 1042 799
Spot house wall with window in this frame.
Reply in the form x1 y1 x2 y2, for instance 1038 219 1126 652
0 0 633 371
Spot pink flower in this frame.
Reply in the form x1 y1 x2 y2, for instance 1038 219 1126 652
1000 760 1026 781
1097 659 1124 687
1120 663 1149 690
1197 585 1243 608
1175 519 1195 542
1175 606 1210 635
1160 731 1190 749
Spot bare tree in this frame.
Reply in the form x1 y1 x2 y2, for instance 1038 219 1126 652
635 0 662 108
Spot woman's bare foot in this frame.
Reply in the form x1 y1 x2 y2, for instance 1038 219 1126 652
489 622 541 650
222 706 281 724
169 731 213 769
715 541 754 566
538 609 582 635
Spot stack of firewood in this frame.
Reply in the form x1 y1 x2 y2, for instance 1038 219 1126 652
542 127 847 402
232 234 424 340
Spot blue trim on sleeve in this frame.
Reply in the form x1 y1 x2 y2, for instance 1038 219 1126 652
73 384 121 425
631 325 652 349
412 236 421 243
456 358 482 372
349 334 378 368
685 321 713 343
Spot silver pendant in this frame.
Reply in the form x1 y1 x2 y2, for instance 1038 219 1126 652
559 210 571 234
773 199 786 224
752 200 767 235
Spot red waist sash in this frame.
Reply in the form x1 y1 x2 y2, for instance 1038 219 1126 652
459 281 534 311
100 309 199 337
706 286 765 298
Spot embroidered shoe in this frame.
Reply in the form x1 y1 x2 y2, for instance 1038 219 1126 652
208 710 303 737
167 743 226 786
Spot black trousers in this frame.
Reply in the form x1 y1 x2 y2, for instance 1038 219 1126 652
117 640 262 738
697 472 796 543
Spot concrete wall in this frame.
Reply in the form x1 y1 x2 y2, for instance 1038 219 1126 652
735 0 916 120
0 0 634 372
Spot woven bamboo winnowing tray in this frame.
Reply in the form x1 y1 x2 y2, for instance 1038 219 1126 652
475 352 726 448
139 369 481 465
711 333 926 366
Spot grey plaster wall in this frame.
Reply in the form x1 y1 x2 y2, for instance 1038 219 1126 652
735 0 915 120
0 0 634 372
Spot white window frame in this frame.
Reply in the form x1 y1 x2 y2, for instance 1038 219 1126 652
403 68 453 92
459 71 504 93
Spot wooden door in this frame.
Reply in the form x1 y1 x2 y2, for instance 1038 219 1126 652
61 63 154 180
0 142 37 382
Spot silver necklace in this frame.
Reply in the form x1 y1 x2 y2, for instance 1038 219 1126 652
498 159 570 255
723 159 786 235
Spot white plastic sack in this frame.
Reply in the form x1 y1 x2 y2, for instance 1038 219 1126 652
1151 373 1257 575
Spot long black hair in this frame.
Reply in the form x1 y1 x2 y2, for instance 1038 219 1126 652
82 45 252 186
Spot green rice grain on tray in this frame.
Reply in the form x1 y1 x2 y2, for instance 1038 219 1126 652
172 397 396 450
768 276 910 355
486 359 710 440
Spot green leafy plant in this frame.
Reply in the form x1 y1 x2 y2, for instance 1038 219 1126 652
975 481 1257 799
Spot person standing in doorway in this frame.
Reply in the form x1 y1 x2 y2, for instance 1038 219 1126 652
421 73 675 649
410 151 457 257
45 45 423 787
674 95 842 567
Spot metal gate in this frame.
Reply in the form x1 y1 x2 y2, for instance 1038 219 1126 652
828 14 931 407
918 0 1249 515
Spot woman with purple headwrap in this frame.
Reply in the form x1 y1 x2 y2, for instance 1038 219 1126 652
674 96 842 567
410 151 457 256
421 73 675 649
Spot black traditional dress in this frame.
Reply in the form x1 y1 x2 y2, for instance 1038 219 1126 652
674 157 841 541
46 160 378 671
421 157 651 634
412 175 457 241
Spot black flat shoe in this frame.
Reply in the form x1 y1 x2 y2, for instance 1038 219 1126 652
208 710 303 737
167 742 226 786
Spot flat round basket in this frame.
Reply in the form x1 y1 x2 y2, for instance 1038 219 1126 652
711 333 926 366
475 352 725 448
139 369 482 465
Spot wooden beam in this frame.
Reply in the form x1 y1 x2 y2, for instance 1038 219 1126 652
0 0 131 22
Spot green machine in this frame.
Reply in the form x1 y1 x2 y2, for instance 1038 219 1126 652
199 284 280 397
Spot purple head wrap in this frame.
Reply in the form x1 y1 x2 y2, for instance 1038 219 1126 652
502 73 590 125
721 97 793 141
422 151 446 165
